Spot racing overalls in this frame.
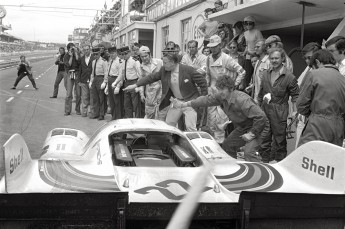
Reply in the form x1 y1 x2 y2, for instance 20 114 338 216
258 66 299 162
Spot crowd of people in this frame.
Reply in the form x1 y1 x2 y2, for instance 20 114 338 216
37 12 345 163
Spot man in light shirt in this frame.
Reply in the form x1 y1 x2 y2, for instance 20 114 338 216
325 36 345 77
89 48 109 120
112 46 142 118
107 46 123 120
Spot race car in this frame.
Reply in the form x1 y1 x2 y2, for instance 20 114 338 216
1 118 345 204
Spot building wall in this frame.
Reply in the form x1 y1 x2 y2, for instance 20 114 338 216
139 30 154 53
154 1 214 58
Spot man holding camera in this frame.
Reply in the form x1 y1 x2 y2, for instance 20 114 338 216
50 47 66 98
63 43 81 116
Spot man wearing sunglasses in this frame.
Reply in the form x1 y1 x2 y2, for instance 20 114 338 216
243 16 263 60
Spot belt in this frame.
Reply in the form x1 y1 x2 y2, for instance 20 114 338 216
109 75 118 78
96 75 104 77
125 78 138 82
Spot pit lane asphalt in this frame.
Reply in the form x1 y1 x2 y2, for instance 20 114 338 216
0 57 108 177
0 57 297 177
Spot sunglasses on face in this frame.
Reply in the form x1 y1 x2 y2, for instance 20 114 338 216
243 21 254 26
303 56 312 60
229 46 237 49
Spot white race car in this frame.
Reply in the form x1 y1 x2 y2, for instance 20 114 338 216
1 119 344 204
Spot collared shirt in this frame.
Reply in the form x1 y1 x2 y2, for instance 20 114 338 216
141 58 163 106
90 57 109 83
181 52 207 72
198 20 219 41
108 57 122 77
207 52 246 87
170 65 183 99
119 56 142 81
257 66 299 105
191 90 267 136
297 66 311 86
252 55 270 102
85 54 91 66
339 58 345 77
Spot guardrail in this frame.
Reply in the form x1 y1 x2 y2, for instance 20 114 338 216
0 55 55 70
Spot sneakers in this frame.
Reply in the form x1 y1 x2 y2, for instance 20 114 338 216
76 111 81 115
50 96 57 98
64 112 71 116
10 87 16 90
34 87 39 90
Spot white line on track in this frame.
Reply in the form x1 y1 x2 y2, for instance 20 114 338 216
36 78 39 79
6 97 14 102
25 85 29 87
17 90 22 94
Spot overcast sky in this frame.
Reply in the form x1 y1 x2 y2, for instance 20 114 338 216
1 0 112 43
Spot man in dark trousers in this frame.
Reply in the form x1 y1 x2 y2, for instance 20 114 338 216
123 52 208 131
78 45 94 117
297 49 345 147
50 47 66 98
63 42 81 116
170 75 269 162
11 55 38 90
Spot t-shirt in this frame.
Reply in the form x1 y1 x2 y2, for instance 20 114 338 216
198 20 219 41
244 29 263 54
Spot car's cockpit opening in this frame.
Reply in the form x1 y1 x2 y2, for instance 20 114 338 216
108 131 201 167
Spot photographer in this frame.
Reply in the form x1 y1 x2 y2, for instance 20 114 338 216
11 55 38 90
63 43 81 116
50 47 66 98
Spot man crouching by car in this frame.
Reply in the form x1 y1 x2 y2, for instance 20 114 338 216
170 74 270 162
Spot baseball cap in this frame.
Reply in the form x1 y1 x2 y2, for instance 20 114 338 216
265 35 281 45
139 46 150 54
207 35 221 47
243 16 255 23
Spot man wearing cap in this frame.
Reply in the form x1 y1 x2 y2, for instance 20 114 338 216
112 46 143 118
243 16 263 59
206 34 246 143
78 45 95 117
198 8 218 47
265 35 294 73
89 48 109 120
106 46 123 120
139 46 167 120
123 52 208 131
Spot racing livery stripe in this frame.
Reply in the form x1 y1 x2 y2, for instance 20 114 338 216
63 162 115 180
39 161 120 192
215 163 283 193
214 164 247 179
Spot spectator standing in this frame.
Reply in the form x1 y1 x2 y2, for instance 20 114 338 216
108 47 124 120
202 47 211 56
258 48 299 162
139 46 167 120
11 55 38 90
89 48 109 120
198 8 219 47
123 52 208 131
112 46 143 118
214 0 224 12
171 75 270 162
243 16 263 59
206 35 246 143
63 43 81 116
231 21 246 53
78 45 94 117
295 42 320 148
131 42 142 63
297 50 345 147
218 29 229 49
50 47 66 98
325 36 345 76
181 40 207 71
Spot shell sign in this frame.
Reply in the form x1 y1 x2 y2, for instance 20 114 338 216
192 14 205 51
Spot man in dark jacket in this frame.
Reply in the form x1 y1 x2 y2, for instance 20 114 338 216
50 47 66 98
171 75 269 162
124 52 208 131
78 45 94 117
297 49 345 147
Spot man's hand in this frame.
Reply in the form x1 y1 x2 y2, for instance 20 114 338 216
104 85 109 95
89 81 92 89
111 81 117 89
241 132 255 142
140 93 146 103
114 87 120 94
123 84 137 92
101 82 106 90
245 84 253 94
169 97 186 109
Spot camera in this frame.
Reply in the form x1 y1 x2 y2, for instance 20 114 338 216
71 47 75 52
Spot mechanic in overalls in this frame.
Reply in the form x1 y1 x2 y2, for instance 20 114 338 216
170 74 269 162
257 48 299 162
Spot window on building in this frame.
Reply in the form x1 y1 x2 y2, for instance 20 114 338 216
120 35 126 47
181 18 192 53
162 26 169 49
